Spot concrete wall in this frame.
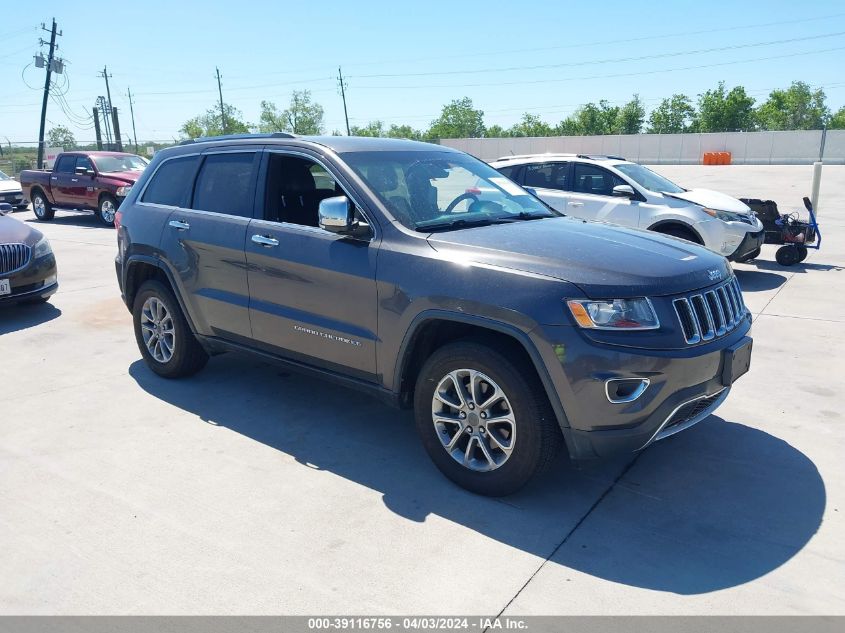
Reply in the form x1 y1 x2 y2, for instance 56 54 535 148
440 130 845 165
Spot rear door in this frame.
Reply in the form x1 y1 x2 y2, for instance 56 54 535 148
158 148 259 342
518 161 571 213
566 162 639 227
50 154 77 206
245 150 379 379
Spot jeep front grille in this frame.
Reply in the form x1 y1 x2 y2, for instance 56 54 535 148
673 277 746 344
0 243 31 275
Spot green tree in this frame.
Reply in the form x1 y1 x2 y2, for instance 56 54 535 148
386 124 423 140
277 90 325 135
508 113 554 137
647 94 697 133
555 117 581 136
756 81 829 130
427 97 486 139
697 82 756 132
350 120 385 137
485 124 508 138
615 95 645 134
567 101 620 135
829 106 845 130
46 125 76 148
180 104 250 139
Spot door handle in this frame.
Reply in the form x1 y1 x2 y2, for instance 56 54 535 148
168 219 190 230
569 202 584 208
51 177 57 181
251 234 279 247
71 178 78 182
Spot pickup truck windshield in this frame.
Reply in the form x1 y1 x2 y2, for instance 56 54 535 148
342 150 557 231
91 155 148 173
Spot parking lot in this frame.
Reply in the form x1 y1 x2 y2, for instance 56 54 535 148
1 164 843 615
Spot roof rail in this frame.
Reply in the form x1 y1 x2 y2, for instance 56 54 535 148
495 152 577 161
576 154 627 161
179 132 295 146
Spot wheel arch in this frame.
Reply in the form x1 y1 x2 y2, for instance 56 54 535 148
394 311 573 436
647 219 704 244
124 256 201 338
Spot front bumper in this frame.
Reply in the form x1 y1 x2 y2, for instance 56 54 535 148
530 318 752 460
727 229 765 261
0 253 58 305
0 191 25 208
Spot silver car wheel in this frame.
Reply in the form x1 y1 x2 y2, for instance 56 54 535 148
432 368 516 472
33 196 46 218
100 199 116 223
140 297 176 363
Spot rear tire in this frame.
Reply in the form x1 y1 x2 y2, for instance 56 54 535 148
31 191 54 221
132 280 208 378
414 340 562 496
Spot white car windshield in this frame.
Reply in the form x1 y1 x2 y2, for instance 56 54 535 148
615 163 685 194
0 170 10 181
342 150 557 232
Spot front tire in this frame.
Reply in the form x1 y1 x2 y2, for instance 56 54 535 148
31 191 55 221
414 340 562 496
132 280 208 378
97 195 118 227
654 225 701 244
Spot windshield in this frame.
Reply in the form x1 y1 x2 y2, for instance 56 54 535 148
0 170 10 181
341 150 557 231
91 154 149 173
615 163 685 194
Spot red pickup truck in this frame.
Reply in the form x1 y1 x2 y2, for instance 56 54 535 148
20 151 148 227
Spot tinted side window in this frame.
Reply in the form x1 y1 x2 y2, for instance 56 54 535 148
524 162 568 190
573 163 625 197
496 165 516 178
141 155 200 207
76 157 94 172
192 153 257 217
54 155 75 174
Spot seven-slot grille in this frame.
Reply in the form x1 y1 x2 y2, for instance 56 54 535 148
0 243 31 275
673 277 746 344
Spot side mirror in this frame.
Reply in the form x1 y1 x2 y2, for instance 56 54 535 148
318 196 370 238
612 184 637 199
76 166 95 176
0 202 11 215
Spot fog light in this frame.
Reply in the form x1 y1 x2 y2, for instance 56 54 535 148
605 378 650 404
44 274 57 285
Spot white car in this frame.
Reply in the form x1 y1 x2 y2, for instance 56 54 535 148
0 170 27 211
489 154 765 261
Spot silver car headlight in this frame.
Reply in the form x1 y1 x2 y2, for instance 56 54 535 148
116 185 132 197
567 298 660 330
32 235 53 258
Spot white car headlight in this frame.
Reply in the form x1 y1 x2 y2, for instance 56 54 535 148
567 298 660 330
116 185 132 197
32 236 53 258
701 207 747 222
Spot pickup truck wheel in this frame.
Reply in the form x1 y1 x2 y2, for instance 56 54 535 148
132 280 208 378
97 195 118 227
31 192 54 221
414 341 561 496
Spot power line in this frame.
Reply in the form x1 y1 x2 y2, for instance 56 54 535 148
351 30 845 79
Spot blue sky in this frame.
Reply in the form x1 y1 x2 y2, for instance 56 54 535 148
1 0 844 144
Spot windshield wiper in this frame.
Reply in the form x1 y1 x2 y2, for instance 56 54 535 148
416 218 506 233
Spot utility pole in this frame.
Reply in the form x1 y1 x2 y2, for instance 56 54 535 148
36 18 62 169
216 67 227 135
99 66 114 113
337 66 350 136
127 87 138 153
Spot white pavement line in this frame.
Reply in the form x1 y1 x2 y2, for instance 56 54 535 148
489 455 642 626
753 272 796 323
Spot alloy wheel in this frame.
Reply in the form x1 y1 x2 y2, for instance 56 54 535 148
431 369 516 472
140 296 176 363
100 199 116 224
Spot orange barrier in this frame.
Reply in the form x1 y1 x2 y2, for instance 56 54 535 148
703 152 732 165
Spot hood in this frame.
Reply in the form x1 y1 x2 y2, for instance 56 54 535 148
664 188 750 213
0 180 22 193
0 213 42 245
426 217 731 298
99 171 141 184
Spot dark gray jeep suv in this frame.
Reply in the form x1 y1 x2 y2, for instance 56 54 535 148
115 134 752 496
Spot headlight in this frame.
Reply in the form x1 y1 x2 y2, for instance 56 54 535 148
701 207 745 222
567 298 659 330
32 236 53 258
116 185 132 197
